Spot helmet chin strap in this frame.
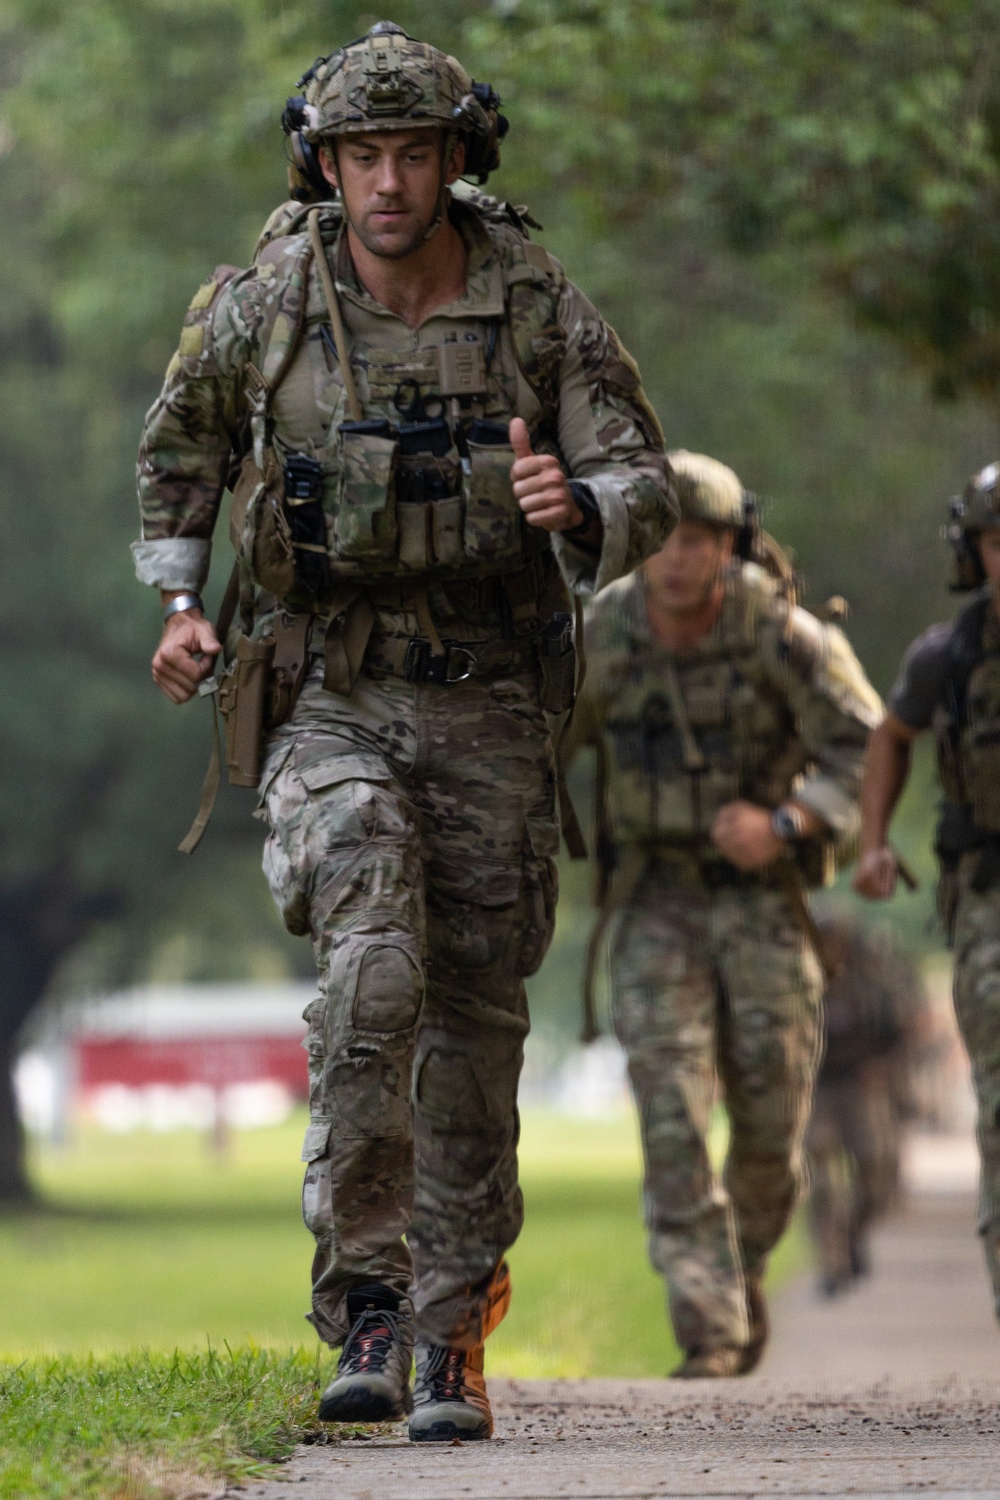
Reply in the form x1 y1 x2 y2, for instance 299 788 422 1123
423 129 458 242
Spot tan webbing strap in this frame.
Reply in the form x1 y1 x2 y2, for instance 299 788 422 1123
775 855 838 981
580 844 647 1043
413 586 446 659
308 209 362 423
178 561 241 855
661 657 706 773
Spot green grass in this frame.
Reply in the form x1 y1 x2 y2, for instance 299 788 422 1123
0 1107 808 1496
0 1347 331 1499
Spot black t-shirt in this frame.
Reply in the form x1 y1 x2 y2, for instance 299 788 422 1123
887 622 956 730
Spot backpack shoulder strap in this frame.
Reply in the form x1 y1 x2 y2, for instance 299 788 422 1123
496 224 566 419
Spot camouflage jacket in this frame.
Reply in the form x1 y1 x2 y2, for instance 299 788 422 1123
133 193 674 611
569 562 883 866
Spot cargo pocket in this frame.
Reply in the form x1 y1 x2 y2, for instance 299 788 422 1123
415 1047 486 1133
426 855 523 971
334 424 398 563
462 441 523 565
301 1118 334 1235
517 816 559 977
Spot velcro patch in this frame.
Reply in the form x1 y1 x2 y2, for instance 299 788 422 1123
178 325 205 358
188 279 218 312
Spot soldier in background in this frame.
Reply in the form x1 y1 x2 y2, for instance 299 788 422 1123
134 23 673 1440
854 461 1000 1327
569 453 882 1377
807 915 928 1296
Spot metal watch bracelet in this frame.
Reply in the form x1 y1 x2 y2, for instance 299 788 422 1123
162 593 203 623
771 804 806 843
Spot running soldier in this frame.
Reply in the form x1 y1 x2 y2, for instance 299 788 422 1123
807 914 926 1296
570 452 881 1376
134 23 673 1439
854 460 1000 1326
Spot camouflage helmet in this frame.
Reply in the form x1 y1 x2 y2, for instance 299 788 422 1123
945 460 1000 590
286 22 506 184
668 450 745 528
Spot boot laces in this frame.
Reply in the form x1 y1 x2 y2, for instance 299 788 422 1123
339 1307 402 1377
424 1345 467 1403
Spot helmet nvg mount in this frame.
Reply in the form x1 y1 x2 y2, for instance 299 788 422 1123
946 461 1000 591
281 21 509 204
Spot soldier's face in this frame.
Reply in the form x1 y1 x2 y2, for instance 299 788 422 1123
979 529 1000 589
649 520 734 613
321 130 465 258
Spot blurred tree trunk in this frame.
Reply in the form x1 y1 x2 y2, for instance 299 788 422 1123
0 881 118 1203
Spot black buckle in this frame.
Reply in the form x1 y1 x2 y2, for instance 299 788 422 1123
403 639 476 685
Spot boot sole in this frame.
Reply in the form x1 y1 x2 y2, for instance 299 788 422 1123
409 1418 492 1443
319 1388 412 1424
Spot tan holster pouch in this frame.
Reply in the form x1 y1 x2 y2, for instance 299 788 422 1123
179 574 310 853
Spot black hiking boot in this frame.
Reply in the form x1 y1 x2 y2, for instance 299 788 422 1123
408 1341 493 1441
318 1283 413 1423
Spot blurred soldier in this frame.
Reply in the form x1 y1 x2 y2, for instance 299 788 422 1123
133 23 674 1441
570 453 881 1376
854 460 1000 1326
807 915 926 1296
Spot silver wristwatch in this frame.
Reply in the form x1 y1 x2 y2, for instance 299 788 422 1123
162 592 203 623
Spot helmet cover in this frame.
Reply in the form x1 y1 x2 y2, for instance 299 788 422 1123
668 450 745 528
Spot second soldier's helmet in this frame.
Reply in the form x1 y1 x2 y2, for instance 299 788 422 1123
946 460 1000 591
282 22 508 202
668 450 749 531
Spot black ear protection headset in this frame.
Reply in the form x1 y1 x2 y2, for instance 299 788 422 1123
946 496 987 591
734 491 760 560
281 65 510 204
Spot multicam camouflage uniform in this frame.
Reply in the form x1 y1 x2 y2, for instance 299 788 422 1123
570 483 881 1365
134 113 673 1356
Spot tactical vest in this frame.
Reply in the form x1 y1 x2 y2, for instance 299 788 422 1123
933 590 1000 841
601 568 803 849
192 197 567 611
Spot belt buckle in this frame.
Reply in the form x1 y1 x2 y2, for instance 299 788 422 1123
444 645 476 684
403 638 476 685
404 638 430 684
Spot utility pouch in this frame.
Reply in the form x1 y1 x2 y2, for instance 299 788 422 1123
334 419 398 562
218 634 276 788
463 434 522 565
283 453 330 599
537 611 576 714
231 450 295 601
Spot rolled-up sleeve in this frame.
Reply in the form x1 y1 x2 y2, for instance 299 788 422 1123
551 280 676 595
134 268 253 591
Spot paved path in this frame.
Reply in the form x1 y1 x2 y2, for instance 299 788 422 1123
244 1189 1000 1499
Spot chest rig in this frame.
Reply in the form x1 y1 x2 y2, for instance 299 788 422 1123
934 591 1000 836
228 200 566 611
602 573 798 847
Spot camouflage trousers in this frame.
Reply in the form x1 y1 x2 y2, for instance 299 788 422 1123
806 1071 901 1290
951 862 1000 1321
610 863 823 1356
258 656 558 1349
